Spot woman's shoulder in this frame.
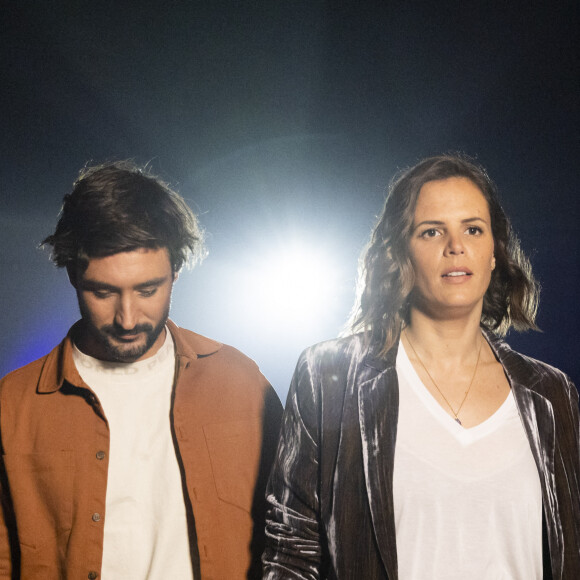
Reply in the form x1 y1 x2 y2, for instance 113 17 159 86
297 333 384 372
293 333 397 393
486 330 576 398
302 333 366 357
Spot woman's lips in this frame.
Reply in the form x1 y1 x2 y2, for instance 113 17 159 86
441 268 473 281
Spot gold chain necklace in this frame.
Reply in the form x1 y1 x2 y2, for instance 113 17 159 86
404 330 483 426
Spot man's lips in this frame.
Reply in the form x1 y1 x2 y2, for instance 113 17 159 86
107 333 143 345
105 329 147 342
103 324 153 340
116 333 141 340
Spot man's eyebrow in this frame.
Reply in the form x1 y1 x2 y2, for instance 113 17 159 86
80 280 119 292
134 276 170 290
80 276 170 292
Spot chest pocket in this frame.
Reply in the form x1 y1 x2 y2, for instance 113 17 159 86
203 420 262 513
2 451 73 550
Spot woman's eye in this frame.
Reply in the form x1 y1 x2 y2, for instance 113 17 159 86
466 226 482 235
421 228 439 238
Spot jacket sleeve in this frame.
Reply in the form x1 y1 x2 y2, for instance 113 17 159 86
263 352 323 580
0 469 14 579
0 410 15 580
559 374 580 476
565 375 580 482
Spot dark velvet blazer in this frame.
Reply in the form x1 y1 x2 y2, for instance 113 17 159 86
263 330 580 579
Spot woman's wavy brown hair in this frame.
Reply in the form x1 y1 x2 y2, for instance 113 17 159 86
349 154 539 356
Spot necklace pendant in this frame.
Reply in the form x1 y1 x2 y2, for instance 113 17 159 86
454 417 462 426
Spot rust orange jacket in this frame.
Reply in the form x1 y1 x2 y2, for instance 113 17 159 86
0 320 282 579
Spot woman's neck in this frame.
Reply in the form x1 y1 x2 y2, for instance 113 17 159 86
403 308 483 366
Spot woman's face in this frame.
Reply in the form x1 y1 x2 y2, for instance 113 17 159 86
407 177 496 320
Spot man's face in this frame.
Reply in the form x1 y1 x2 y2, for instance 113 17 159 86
74 247 175 363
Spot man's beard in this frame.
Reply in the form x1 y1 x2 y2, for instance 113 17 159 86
87 308 169 363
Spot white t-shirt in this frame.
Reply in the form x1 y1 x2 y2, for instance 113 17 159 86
73 330 194 579
393 341 542 580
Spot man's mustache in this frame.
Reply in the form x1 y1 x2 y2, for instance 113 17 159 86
101 323 154 337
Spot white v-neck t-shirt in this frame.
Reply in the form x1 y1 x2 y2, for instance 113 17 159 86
393 341 542 579
73 330 194 579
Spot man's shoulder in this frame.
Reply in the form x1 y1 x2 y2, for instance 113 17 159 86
0 347 57 395
170 324 223 355
169 323 281 414
0 328 78 398
1 355 46 381
168 321 266 378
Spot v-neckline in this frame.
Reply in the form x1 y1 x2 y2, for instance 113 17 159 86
397 340 514 444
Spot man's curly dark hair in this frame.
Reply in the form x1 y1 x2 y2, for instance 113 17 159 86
43 161 205 276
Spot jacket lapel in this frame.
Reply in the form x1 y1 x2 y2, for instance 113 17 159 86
486 332 557 500
358 351 399 579
485 331 561 574
356 330 564 579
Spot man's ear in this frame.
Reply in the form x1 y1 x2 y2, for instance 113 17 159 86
66 265 78 288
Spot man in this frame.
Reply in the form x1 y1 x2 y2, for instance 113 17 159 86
0 162 282 579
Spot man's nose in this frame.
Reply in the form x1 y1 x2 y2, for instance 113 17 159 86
114 295 137 330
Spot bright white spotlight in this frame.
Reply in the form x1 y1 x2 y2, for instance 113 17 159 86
240 241 341 334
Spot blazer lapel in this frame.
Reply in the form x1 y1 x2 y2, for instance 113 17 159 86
358 356 399 579
486 332 557 501
485 331 562 573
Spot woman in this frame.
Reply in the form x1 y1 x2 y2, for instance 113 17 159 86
263 155 580 579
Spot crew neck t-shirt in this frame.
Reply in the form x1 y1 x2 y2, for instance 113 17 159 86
73 330 193 579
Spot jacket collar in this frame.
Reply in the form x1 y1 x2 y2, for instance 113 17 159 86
361 326 554 398
37 322 84 394
362 338 399 373
167 319 197 361
37 319 217 394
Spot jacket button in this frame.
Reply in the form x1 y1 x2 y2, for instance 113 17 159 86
96 451 106 460
92 513 101 522
88 572 98 579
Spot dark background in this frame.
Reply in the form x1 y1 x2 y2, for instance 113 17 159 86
2 0 578 402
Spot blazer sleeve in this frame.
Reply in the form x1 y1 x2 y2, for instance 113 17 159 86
263 351 323 580
564 375 580 482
